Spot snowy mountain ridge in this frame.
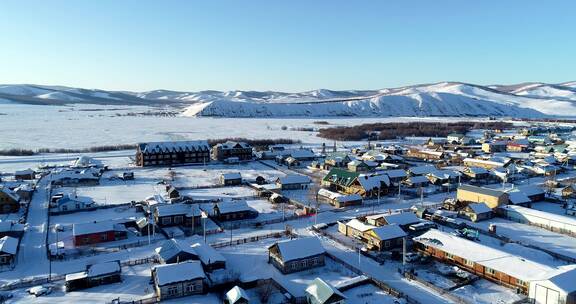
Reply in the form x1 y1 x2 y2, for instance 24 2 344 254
1 81 575 118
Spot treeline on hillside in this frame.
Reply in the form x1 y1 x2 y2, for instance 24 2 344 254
207 138 301 151
317 121 513 141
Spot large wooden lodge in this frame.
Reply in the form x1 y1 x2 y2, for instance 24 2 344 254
136 141 210 167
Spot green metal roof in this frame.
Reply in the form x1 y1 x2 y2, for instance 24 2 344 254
323 168 359 187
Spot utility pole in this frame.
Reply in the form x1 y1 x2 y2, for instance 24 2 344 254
147 213 151 245
402 237 407 274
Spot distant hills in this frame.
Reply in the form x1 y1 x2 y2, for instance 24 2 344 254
1 81 576 118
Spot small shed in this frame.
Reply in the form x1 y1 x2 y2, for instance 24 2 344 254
220 172 242 186
461 203 493 222
305 278 346 304
224 286 250 304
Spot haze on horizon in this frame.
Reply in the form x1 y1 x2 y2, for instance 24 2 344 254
0 0 575 93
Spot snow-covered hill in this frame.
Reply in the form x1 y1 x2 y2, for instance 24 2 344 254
1 81 575 118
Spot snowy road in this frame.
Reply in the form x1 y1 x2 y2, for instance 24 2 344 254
0 177 50 283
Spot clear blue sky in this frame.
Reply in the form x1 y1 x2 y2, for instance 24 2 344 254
0 0 574 92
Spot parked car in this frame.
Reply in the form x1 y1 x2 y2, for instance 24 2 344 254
404 252 421 263
28 285 52 297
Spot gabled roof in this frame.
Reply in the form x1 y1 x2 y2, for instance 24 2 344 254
408 165 436 175
154 260 205 286
346 219 375 232
415 229 556 282
221 172 242 180
466 203 492 214
155 203 202 217
139 141 209 154
0 186 19 202
72 220 126 236
189 235 227 265
0 236 18 255
276 174 311 185
212 200 255 214
370 224 407 241
155 238 197 262
458 184 506 198
323 168 359 187
382 212 420 226
356 173 390 190
305 278 346 304
226 286 250 303
270 237 325 263
382 169 407 179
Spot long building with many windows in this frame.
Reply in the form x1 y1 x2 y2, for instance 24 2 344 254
136 141 210 167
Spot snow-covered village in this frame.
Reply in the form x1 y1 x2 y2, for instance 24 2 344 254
2 1 576 303
1 120 576 304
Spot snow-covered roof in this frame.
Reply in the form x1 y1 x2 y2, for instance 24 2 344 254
507 192 531 205
189 236 226 265
139 140 209 154
463 158 507 167
14 169 34 175
155 203 202 217
382 169 407 179
305 278 346 304
500 205 576 228
221 172 242 180
346 219 375 232
466 203 492 214
271 237 325 262
335 193 362 203
370 224 407 240
535 266 576 294
225 286 250 303
406 175 430 184
357 173 390 190
318 188 341 200
458 184 506 198
276 174 311 185
510 185 545 197
212 200 255 214
382 212 420 226
0 186 19 202
408 165 436 175
72 220 125 236
0 236 19 255
154 260 205 286
87 260 121 277
415 229 555 281
156 238 197 262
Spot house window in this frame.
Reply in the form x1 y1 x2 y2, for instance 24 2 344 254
101 234 108 241
485 267 496 275
384 241 391 248
162 217 172 225
174 216 183 224
446 253 454 260
167 286 178 296
463 259 474 267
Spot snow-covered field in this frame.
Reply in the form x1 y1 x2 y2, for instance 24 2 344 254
0 101 484 150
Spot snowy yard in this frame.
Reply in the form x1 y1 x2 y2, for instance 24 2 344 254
6 263 155 304
180 186 257 200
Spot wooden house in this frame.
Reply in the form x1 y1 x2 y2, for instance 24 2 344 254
14 169 35 180
0 236 18 265
275 174 312 190
189 235 227 271
460 203 493 222
322 168 390 198
65 261 121 292
156 238 199 264
154 203 202 228
0 186 20 214
268 237 326 274
211 201 258 222
367 212 420 230
456 184 508 209
136 141 210 167
220 172 242 186
211 141 253 161
72 221 128 247
414 229 572 298
153 261 206 300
